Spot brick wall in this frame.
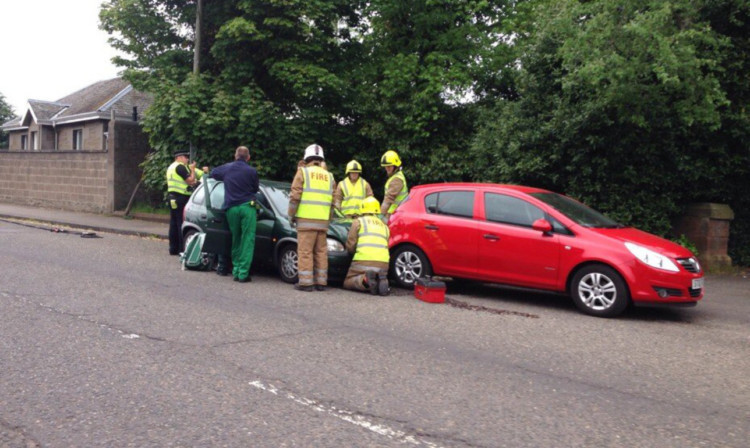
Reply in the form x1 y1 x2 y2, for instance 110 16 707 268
0 118 152 213
0 151 110 212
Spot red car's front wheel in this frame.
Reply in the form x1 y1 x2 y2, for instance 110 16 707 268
571 265 630 317
390 245 432 289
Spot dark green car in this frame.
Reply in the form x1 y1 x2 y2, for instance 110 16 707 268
181 178 352 283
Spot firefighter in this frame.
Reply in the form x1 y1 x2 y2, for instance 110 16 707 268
288 144 336 292
343 197 390 295
333 159 373 217
380 150 408 219
166 150 206 255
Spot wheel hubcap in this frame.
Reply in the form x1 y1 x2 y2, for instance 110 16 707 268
578 272 617 311
281 250 298 279
395 251 423 285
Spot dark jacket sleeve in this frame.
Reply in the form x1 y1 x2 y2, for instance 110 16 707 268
210 164 227 181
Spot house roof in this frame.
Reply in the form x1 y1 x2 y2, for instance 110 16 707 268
27 100 69 120
19 99 70 126
2 116 22 128
2 77 152 131
56 77 131 118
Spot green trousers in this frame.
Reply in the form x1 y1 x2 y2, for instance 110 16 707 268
226 202 257 280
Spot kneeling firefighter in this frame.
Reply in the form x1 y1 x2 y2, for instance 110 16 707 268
343 197 390 295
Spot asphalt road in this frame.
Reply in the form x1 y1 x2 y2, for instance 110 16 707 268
1 220 748 447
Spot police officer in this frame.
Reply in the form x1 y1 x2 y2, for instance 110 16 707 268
380 150 408 219
343 197 390 295
333 159 373 217
166 150 205 255
288 144 336 292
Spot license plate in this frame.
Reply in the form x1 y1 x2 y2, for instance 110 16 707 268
692 277 704 289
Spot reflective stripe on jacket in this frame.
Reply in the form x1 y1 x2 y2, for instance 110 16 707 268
385 170 408 214
297 166 334 220
353 215 390 263
340 177 366 216
166 161 190 195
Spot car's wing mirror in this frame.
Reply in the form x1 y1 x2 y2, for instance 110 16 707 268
532 218 553 234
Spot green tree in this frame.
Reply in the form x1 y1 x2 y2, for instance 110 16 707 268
473 0 733 236
0 93 15 149
101 0 367 193
353 0 515 187
100 0 521 197
699 0 750 265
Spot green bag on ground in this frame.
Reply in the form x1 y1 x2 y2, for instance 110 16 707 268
180 232 213 271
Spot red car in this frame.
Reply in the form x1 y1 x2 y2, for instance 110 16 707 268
388 183 704 317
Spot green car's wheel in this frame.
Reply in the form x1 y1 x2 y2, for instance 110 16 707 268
278 244 299 284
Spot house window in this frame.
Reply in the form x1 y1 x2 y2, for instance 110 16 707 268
21 134 28 150
31 131 38 150
73 129 83 150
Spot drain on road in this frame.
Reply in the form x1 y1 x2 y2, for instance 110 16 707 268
445 297 539 318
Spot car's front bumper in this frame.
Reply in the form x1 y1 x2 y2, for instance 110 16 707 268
626 262 704 306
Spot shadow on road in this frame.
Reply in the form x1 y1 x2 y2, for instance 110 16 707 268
441 280 699 322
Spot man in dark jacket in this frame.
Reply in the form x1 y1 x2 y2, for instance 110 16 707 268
209 146 259 282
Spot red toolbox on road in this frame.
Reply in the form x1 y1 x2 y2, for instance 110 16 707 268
414 278 446 303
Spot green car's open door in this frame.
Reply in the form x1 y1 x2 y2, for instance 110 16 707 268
201 178 232 256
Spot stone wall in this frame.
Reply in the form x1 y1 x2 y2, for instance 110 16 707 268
0 118 152 213
674 203 735 270
0 151 110 212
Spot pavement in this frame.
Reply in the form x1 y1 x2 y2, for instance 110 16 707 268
0 202 169 239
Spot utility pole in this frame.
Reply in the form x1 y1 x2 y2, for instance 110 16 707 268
190 0 203 162
193 0 202 75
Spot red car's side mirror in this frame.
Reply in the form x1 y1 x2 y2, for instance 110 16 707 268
532 218 553 234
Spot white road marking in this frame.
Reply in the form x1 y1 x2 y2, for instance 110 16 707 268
249 380 443 447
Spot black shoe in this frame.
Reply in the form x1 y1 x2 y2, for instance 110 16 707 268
233 277 239 281
169 251 180 256
294 283 314 292
314 285 326 291
237 276 252 283
365 271 379 295
217 270 229 276
377 272 390 296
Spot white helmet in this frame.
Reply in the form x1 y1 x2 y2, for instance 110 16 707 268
303 144 325 162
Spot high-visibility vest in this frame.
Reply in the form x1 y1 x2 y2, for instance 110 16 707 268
166 161 190 195
340 177 366 216
385 170 408 214
297 166 334 220
353 215 390 262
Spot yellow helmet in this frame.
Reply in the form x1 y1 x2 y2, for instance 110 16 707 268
380 150 401 167
345 160 362 174
359 196 381 215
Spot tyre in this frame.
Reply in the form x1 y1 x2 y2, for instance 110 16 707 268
570 265 630 317
182 229 197 252
277 244 299 284
390 245 432 289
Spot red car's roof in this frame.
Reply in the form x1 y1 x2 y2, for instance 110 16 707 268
412 183 553 195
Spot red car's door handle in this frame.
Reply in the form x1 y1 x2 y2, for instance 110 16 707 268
425 224 439 230
483 234 500 241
